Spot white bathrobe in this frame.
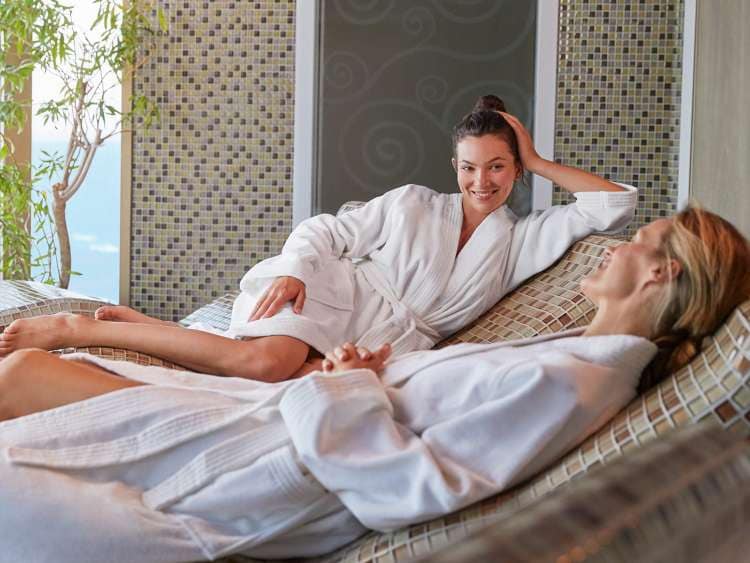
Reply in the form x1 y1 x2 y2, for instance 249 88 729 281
194 184 637 355
0 330 655 562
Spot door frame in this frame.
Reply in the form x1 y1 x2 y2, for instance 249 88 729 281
678 0 696 208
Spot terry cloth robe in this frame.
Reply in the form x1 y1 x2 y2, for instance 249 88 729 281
0 330 656 562
190 183 638 355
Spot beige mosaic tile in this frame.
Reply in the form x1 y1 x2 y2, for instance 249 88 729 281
129 0 685 318
553 0 684 235
131 1 296 319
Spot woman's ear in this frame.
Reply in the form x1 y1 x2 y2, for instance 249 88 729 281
649 259 683 284
667 258 682 280
451 158 458 172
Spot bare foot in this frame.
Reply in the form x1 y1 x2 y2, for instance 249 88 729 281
95 305 172 326
0 313 92 356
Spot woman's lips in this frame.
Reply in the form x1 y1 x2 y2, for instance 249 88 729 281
469 189 499 201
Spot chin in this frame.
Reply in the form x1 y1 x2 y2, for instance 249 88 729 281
463 192 509 212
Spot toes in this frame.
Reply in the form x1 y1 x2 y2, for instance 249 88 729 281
94 306 113 320
3 320 22 335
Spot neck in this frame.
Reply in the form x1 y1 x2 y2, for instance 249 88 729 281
583 298 655 339
460 198 497 234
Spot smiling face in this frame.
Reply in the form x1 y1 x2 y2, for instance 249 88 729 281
581 218 676 304
453 134 521 218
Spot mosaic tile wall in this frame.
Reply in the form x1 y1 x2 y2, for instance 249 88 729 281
553 0 684 234
129 0 684 318
130 1 296 319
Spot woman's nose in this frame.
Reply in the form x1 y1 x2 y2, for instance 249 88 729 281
475 170 490 187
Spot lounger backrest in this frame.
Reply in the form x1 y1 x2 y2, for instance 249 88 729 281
317 234 750 563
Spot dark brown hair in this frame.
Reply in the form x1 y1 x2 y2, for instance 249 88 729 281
637 206 750 393
451 95 520 165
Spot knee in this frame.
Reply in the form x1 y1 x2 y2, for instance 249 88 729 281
0 349 50 417
257 351 302 382
0 348 49 379
229 339 308 382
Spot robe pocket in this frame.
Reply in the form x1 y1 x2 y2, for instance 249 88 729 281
303 258 355 311
160 445 328 560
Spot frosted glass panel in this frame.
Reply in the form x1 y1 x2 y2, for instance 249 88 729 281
316 0 537 215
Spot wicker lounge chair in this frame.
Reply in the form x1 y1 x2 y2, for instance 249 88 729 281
0 232 748 562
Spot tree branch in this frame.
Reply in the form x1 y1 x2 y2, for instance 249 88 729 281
60 129 101 201
61 80 88 186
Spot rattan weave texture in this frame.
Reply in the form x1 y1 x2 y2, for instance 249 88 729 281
0 281 106 330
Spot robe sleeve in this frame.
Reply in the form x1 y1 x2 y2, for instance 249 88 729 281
279 363 579 531
242 185 416 286
504 183 637 290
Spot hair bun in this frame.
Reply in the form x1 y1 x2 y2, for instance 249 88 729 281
472 94 507 113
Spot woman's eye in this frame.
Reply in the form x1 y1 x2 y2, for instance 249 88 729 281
491 165 504 171
461 166 473 172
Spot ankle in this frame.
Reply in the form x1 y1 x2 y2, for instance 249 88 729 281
67 314 96 346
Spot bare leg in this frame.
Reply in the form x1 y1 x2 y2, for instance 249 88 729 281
0 349 144 421
94 305 178 326
0 314 311 382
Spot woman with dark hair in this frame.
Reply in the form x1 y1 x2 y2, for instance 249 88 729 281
0 207 747 562
0 96 636 382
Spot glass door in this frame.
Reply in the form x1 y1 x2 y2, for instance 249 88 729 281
314 0 538 216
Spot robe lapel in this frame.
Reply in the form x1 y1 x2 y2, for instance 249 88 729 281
446 203 515 295
407 194 464 314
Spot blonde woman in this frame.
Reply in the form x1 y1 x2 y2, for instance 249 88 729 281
0 96 637 382
0 207 747 562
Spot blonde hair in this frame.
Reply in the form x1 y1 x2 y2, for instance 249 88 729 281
639 206 750 393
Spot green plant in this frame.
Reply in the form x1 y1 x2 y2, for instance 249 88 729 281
0 0 166 287
0 159 59 282
1 0 71 281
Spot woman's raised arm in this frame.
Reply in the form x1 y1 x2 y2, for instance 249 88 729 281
500 111 625 194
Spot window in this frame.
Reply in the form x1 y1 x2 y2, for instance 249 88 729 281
31 1 120 302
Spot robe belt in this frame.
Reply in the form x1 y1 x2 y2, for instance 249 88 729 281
7 385 289 470
355 260 440 355
142 422 290 510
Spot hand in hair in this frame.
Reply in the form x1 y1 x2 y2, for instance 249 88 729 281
499 112 543 174
500 111 624 194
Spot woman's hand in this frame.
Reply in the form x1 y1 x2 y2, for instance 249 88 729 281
499 111 545 175
500 111 623 193
249 276 306 320
322 342 392 374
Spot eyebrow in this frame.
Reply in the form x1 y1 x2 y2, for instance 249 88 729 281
458 157 509 165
